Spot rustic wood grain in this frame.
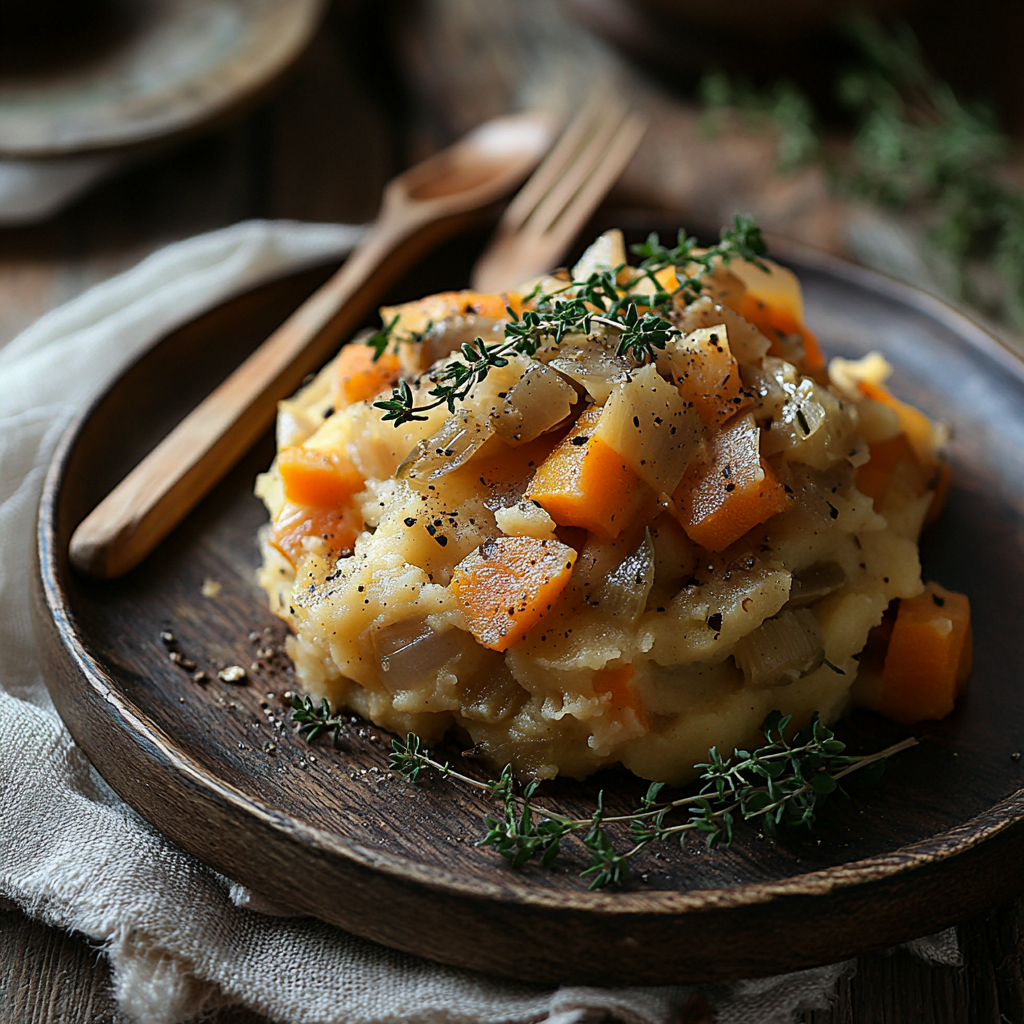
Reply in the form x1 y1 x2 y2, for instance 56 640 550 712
807 899 1024 1023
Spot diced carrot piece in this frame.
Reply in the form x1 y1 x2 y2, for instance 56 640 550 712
379 290 526 340
875 582 972 724
857 380 935 464
277 446 364 507
726 256 825 370
653 266 679 294
450 536 578 652
273 446 365 567
738 293 826 370
270 502 362 567
525 407 649 539
334 344 401 407
671 413 789 552
593 663 647 727
855 433 927 505
855 432 950 528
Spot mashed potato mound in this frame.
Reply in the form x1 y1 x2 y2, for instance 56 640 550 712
256 229 946 784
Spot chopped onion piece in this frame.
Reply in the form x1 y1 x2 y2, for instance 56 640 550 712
548 345 629 404
733 608 823 688
758 358 856 469
420 315 504 369
673 295 770 366
592 364 703 493
371 619 467 693
592 529 655 626
396 410 492 481
489 361 577 444
572 228 627 280
788 561 846 609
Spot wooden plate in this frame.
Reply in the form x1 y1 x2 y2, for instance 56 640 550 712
0 0 325 158
33 226 1024 985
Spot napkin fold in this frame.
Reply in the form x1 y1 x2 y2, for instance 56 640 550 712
0 220 952 1024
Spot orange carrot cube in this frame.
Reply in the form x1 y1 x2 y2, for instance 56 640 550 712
525 408 650 539
270 502 363 567
334 344 402 408
728 256 825 370
277 446 364 508
854 433 927 505
671 412 789 552
738 294 826 370
857 380 936 464
450 536 578 651
876 582 972 724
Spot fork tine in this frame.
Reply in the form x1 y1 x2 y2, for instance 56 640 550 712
543 110 648 252
498 92 609 234
520 99 630 241
470 107 646 292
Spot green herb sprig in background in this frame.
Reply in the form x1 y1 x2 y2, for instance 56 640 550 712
700 15 1024 331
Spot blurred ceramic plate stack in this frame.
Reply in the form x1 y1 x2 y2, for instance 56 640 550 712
0 0 326 220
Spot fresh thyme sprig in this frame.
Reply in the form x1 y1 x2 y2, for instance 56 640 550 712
365 314 400 362
631 214 769 309
381 711 915 890
376 334 517 424
370 217 768 427
290 693 346 746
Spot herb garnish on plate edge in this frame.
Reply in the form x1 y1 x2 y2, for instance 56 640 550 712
291 696 915 891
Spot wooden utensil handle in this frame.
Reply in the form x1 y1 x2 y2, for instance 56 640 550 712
69 207 480 579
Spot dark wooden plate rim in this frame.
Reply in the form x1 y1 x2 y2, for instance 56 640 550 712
36 244 1024 917
0 0 327 158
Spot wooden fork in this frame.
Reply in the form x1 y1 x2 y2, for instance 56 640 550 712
470 95 648 292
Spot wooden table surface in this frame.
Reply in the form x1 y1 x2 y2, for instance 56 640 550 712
4 2 1024 1021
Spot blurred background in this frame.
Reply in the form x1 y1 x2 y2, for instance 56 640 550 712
1 0 1023 355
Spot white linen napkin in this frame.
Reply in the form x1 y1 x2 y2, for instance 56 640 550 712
0 220 955 1024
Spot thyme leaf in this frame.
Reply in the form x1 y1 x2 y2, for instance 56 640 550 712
290 693 346 746
365 314 400 363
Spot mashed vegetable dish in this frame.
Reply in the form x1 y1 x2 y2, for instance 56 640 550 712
256 226 971 785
